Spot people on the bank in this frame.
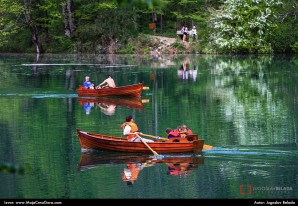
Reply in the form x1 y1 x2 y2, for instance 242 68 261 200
190 26 197 41
181 25 189 42
177 125 193 137
121 115 154 142
165 128 181 139
96 75 116 89
83 76 94 89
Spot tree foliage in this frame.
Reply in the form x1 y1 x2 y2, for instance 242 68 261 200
208 0 283 54
0 0 296 54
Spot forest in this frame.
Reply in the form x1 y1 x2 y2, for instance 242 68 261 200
0 0 297 54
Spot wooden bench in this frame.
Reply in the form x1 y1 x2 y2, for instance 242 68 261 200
177 30 183 40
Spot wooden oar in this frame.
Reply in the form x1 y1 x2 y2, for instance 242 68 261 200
142 133 168 140
142 133 213 150
135 133 159 156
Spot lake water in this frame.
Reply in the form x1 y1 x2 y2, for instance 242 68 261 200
0 53 297 202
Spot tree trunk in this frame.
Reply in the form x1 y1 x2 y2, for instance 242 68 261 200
62 0 75 37
23 0 43 54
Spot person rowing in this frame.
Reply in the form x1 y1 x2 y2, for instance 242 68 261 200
121 115 153 142
96 75 116 89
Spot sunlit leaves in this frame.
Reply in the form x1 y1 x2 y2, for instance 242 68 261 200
208 0 282 54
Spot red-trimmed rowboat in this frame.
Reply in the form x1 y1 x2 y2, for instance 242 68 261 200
76 83 143 98
77 129 204 154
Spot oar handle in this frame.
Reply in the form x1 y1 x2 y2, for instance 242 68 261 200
142 133 168 140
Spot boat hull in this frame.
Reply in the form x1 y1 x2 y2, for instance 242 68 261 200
76 83 143 98
77 129 204 154
78 96 143 110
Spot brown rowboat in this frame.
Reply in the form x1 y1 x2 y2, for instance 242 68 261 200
77 129 204 154
76 83 143 98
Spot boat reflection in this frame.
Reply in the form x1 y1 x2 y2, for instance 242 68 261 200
78 151 204 184
78 96 147 115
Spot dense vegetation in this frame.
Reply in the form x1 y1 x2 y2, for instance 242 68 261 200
0 0 297 54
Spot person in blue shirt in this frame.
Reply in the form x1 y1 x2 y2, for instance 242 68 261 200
83 76 94 89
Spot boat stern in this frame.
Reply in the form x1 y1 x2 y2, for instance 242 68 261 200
192 139 204 153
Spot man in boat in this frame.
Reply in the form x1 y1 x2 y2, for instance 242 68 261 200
121 115 153 142
83 76 94 89
165 128 181 139
96 75 116 89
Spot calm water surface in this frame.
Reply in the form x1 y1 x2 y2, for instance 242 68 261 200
0 53 297 200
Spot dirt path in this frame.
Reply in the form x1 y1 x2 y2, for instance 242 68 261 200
152 36 177 45
149 35 190 55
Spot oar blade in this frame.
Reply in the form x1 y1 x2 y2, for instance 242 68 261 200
203 144 213 150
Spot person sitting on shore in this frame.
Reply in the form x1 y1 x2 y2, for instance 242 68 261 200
83 76 94 89
96 75 116 89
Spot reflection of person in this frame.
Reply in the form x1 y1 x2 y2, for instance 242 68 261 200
182 61 189 79
83 102 94 115
121 163 143 185
178 58 191 80
83 76 94 89
192 65 198 81
121 161 155 185
96 103 116 116
121 115 153 142
96 75 116 89
166 162 194 176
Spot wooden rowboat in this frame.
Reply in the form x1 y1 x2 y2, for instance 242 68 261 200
77 96 144 110
77 128 204 154
76 83 143 98
78 151 204 172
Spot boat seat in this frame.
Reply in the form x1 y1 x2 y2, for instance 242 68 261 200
185 134 198 141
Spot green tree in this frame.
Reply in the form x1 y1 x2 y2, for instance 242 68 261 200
208 0 283 54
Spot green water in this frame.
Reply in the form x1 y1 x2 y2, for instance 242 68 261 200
0 54 297 200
